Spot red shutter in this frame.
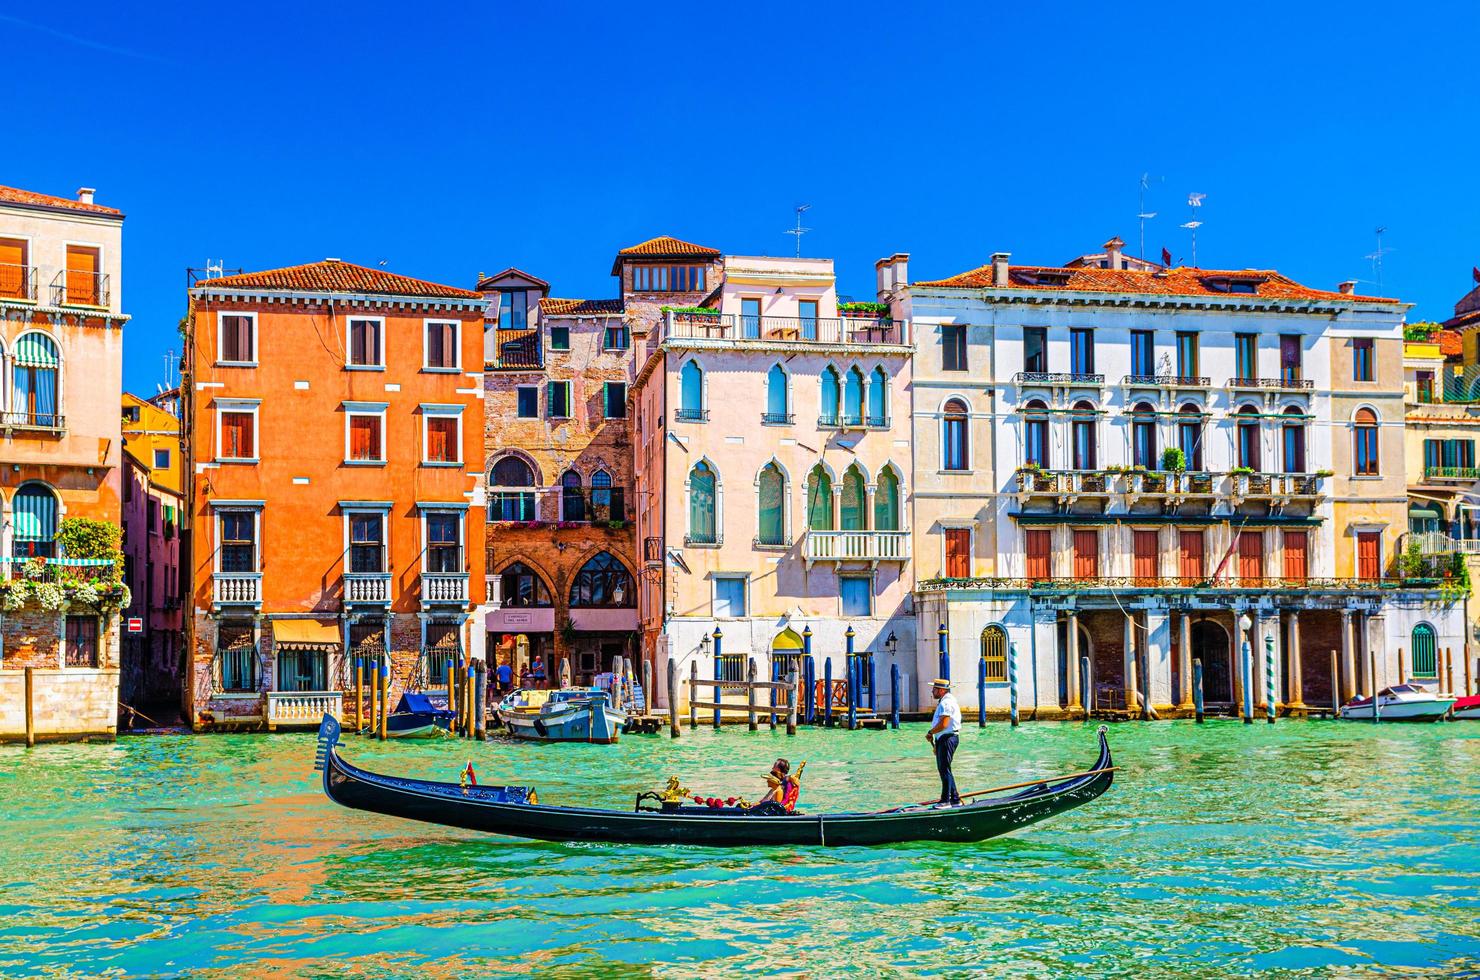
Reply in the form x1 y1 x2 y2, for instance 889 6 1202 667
1283 531 1308 580
1238 533 1265 583
944 528 971 578
1178 530 1205 580
66 245 99 305
1073 530 1098 579
350 416 379 460
1357 532 1381 579
222 411 253 459
0 238 26 299
427 417 456 462
1025 529 1051 580
1133 530 1159 581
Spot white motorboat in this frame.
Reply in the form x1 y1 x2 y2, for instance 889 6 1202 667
1340 684 1456 722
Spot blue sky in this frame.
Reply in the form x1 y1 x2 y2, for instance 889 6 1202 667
6 0 1478 394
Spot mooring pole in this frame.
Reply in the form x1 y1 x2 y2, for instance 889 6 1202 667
867 651 877 713
746 657 758 732
474 661 487 740
689 659 698 730
1330 649 1340 717
1371 641 1380 725
1193 658 1205 723
847 653 858 731
977 655 987 727
379 657 390 741
786 670 798 736
366 656 378 738
354 656 364 732
824 657 834 728
1265 635 1276 724
24 666 35 747
1009 642 1020 728
667 658 680 738
937 623 950 682
803 626 815 724
1241 638 1254 725
712 627 723 730
889 662 901 729
1081 655 1093 716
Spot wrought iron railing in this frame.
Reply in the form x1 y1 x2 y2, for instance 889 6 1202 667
674 408 709 422
1409 532 1480 555
1014 372 1105 386
1123 374 1211 387
0 262 37 302
662 312 905 346
51 269 110 308
1 410 64 430
761 412 795 425
919 575 1401 593
1228 376 1315 390
2 556 116 581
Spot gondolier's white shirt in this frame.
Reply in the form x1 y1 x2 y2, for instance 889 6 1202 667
933 693 961 735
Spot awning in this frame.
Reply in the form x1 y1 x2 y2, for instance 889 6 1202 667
1408 506 1442 521
11 486 58 541
14 333 59 367
272 619 342 650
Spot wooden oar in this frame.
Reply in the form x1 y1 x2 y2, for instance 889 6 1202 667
867 766 1120 814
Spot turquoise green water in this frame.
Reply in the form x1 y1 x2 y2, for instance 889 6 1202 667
1 720 1478 978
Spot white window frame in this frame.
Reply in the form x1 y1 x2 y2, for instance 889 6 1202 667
684 456 724 547
839 574 874 618
215 398 260 463
421 404 464 466
515 384 539 419
422 318 461 372
216 310 259 366
343 401 389 465
211 503 263 574
712 573 749 619
418 504 468 574
603 381 628 419
61 240 106 308
342 504 393 574
346 315 386 370
548 380 572 419
153 448 171 470
938 521 975 577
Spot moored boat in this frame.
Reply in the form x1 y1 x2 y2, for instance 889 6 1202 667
386 691 455 738
1451 694 1480 720
498 687 625 744
313 714 1115 847
1339 684 1456 722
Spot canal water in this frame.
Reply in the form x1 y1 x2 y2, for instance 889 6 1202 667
2 720 1477 978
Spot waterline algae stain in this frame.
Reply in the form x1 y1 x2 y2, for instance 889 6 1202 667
1 722 1478 977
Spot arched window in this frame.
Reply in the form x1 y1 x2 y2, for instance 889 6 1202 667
1354 407 1379 475
1071 400 1097 470
688 461 717 544
980 624 1008 683
590 469 617 520
1024 399 1049 468
14 332 60 427
868 366 889 425
1237 405 1261 470
1281 406 1306 473
679 360 705 420
490 456 536 521
807 465 833 531
561 469 585 522
820 367 841 425
1177 403 1204 470
1131 401 1157 468
569 552 633 608
874 467 901 531
840 464 867 531
499 561 552 607
944 398 970 471
11 482 59 558
765 364 789 423
843 367 865 426
757 462 786 546
1410 623 1437 678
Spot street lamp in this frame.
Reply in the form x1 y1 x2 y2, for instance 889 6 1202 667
699 632 710 658
885 631 898 656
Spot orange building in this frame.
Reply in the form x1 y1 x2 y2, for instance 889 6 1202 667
184 261 486 731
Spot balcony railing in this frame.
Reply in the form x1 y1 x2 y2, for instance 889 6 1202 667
267 691 342 729
761 412 795 425
919 575 1404 594
1409 531 1480 555
0 263 37 302
1232 472 1327 498
1122 374 1211 388
487 328 543 370
804 530 910 564
2 556 116 582
344 572 391 604
662 312 905 346
213 571 262 605
674 408 709 422
1014 372 1105 387
1013 469 1324 500
421 572 469 604
1228 376 1315 391
0 410 64 431
1423 466 1480 481
560 488 627 523
50 269 110 308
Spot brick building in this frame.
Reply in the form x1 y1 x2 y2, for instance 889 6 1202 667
184 260 486 730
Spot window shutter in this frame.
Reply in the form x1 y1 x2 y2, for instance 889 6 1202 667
1025 529 1051 579
1072 530 1098 578
1283 531 1308 580
1133 530 1159 579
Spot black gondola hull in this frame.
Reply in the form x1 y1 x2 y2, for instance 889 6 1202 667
315 715 1113 847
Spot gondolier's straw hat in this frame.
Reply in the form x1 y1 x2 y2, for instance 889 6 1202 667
931 678 951 689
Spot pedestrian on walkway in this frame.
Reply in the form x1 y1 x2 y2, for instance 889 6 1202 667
926 678 962 805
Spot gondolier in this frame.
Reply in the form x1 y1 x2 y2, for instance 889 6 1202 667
926 678 962 806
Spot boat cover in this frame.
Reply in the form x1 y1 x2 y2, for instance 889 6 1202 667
395 691 451 715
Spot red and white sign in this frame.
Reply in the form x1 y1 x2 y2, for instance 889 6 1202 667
126 617 144 634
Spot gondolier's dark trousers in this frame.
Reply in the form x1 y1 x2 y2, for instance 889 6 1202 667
934 732 960 804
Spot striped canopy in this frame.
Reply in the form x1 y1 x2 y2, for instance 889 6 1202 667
14 333 59 367
11 485 58 541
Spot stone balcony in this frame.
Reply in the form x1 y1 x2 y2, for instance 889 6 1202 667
344 572 391 605
803 530 910 567
266 691 342 731
421 571 469 608
212 571 262 609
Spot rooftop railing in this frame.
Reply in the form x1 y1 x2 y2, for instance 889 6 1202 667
661 312 905 346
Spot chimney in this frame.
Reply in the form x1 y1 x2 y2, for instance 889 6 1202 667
1103 237 1126 271
991 252 1011 287
76 187 95 205
875 253 910 300
1338 280 1357 295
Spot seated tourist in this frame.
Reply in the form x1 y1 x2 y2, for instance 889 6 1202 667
749 759 801 815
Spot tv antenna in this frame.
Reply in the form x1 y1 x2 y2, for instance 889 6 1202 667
1180 193 1205 267
1137 173 1161 259
204 259 224 279
1366 226 1392 294
784 204 812 258
161 348 176 391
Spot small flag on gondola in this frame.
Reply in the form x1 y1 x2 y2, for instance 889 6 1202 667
1162 247 1173 267
462 760 477 786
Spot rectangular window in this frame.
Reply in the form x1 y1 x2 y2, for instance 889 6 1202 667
1178 530 1204 580
1353 338 1374 382
516 386 538 418
498 290 527 330
220 409 256 460
1072 530 1098 579
426 512 462 573
840 576 872 617
740 297 761 339
944 528 972 578
349 513 385 573
65 615 98 667
549 326 570 351
421 622 457 686
278 647 329 692
348 318 383 368
1416 371 1435 404
548 381 571 419
799 300 819 340
65 245 101 306
714 575 747 618
604 382 628 419
1235 333 1257 380
632 265 706 292
603 322 630 350
216 623 256 693
0 236 29 300
1130 330 1154 376
1025 529 1052 580
153 448 171 469
941 325 967 372
424 415 459 463
1357 531 1381 580
1132 530 1159 580
1175 331 1199 378
424 320 459 369
1283 531 1308 580
348 413 384 462
1070 328 1095 375
1238 532 1265 583
220 313 256 364
1023 327 1047 373
220 512 257 572
1280 334 1302 382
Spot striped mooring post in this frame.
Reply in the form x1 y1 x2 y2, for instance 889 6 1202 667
1008 642 1020 728
889 662 901 729
802 626 814 724
1265 635 1277 724
845 626 857 730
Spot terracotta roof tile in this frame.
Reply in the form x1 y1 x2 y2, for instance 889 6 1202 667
1443 308 1480 332
1437 328 1464 357
611 236 720 273
915 262 1400 304
541 297 624 316
199 260 480 299
0 184 122 216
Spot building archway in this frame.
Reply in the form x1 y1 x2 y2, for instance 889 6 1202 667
1191 619 1233 703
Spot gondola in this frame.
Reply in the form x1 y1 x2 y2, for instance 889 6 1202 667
314 715 1115 847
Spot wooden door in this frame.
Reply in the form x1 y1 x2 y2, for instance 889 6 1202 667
1133 530 1159 581
66 245 100 305
1357 531 1381 579
1178 530 1205 580
944 528 971 578
1073 530 1099 579
1025 529 1051 580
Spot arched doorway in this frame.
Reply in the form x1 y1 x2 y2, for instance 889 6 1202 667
771 628 808 682
1191 619 1233 703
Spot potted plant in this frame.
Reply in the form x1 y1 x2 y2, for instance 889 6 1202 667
1161 447 1187 473
837 301 890 319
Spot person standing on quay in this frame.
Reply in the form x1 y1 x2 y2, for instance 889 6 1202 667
926 678 962 806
